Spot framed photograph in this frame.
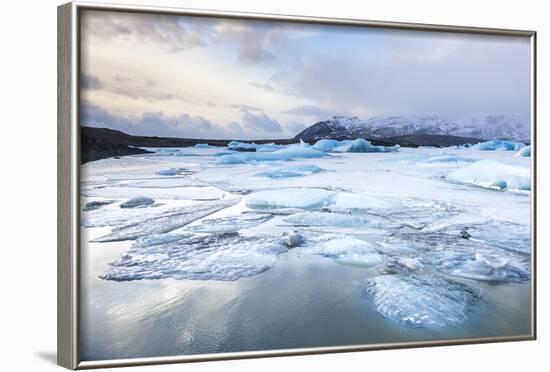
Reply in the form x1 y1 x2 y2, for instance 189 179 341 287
57 1 536 369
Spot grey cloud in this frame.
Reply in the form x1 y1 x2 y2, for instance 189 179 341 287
282 105 340 120
81 73 103 90
230 104 263 112
288 33 531 117
240 110 283 133
249 81 276 92
81 103 239 139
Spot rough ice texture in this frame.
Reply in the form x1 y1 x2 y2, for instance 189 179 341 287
379 221 531 282
312 139 343 152
186 213 272 233
95 198 239 242
255 164 324 178
134 233 190 248
330 192 398 211
120 196 155 208
100 232 287 282
475 140 525 151
216 146 324 165
310 235 384 266
227 141 281 152
284 211 394 229
336 138 399 153
245 189 335 209
517 145 531 157
364 275 479 328
446 160 530 191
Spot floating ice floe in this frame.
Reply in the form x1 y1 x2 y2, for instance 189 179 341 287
216 145 325 164
284 211 396 229
156 168 185 176
133 233 190 248
194 143 219 149
100 232 287 281
120 196 155 209
255 164 324 178
330 192 398 211
95 198 240 242
364 275 479 328
186 213 272 233
379 221 531 282
245 188 335 209
148 148 192 157
446 160 530 191
475 140 525 151
516 145 531 157
420 155 476 164
309 235 384 267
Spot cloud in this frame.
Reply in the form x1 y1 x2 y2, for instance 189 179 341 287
81 102 240 139
81 10 214 52
282 105 340 120
286 32 531 117
81 73 103 90
240 109 283 133
230 104 263 112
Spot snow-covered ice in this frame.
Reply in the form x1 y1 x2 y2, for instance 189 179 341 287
255 164 324 178
245 188 335 209
446 160 530 191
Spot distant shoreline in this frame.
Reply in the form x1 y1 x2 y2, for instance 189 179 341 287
81 126 491 164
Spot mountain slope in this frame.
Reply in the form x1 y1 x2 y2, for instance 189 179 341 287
295 115 530 143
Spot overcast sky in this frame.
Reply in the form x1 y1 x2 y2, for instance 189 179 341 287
80 10 532 139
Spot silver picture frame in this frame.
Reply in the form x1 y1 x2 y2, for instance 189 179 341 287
57 1 537 369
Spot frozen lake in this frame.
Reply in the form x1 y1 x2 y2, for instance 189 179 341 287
79 141 532 361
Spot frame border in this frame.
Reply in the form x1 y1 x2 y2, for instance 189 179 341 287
57 1 537 369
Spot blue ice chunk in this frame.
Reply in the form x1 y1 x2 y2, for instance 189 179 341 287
516 145 531 157
364 275 479 328
475 140 525 151
216 146 325 165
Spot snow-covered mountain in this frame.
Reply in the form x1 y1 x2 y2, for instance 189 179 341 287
295 115 530 143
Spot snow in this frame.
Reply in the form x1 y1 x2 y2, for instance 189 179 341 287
421 155 476 164
364 275 479 328
475 140 525 151
255 164 324 178
245 188 335 209
284 211 393 229
100 232 287 281
446 160 530 191
185 213 272 233
330 192 398 210
517 145 531 157
120 196 155 208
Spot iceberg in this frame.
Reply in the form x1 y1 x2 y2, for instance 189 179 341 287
99 232 287 281
227 141 281 152
194 143 219 148
364 275 479 328
336 138 399 153
475 140 525 151
312 139 345 152
119 196 155 209
516 145 531 157
255 164 324 178
446 160 530 191
245 188 335 209
216 146 325 165
309 235 384 266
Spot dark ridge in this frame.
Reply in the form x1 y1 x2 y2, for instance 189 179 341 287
380 134 486 147
81 126 299 163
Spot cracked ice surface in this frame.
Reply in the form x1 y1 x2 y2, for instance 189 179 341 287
100 232 287 281
364 275 480 328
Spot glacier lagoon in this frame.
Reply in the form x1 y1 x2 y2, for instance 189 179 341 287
79 141 532 361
